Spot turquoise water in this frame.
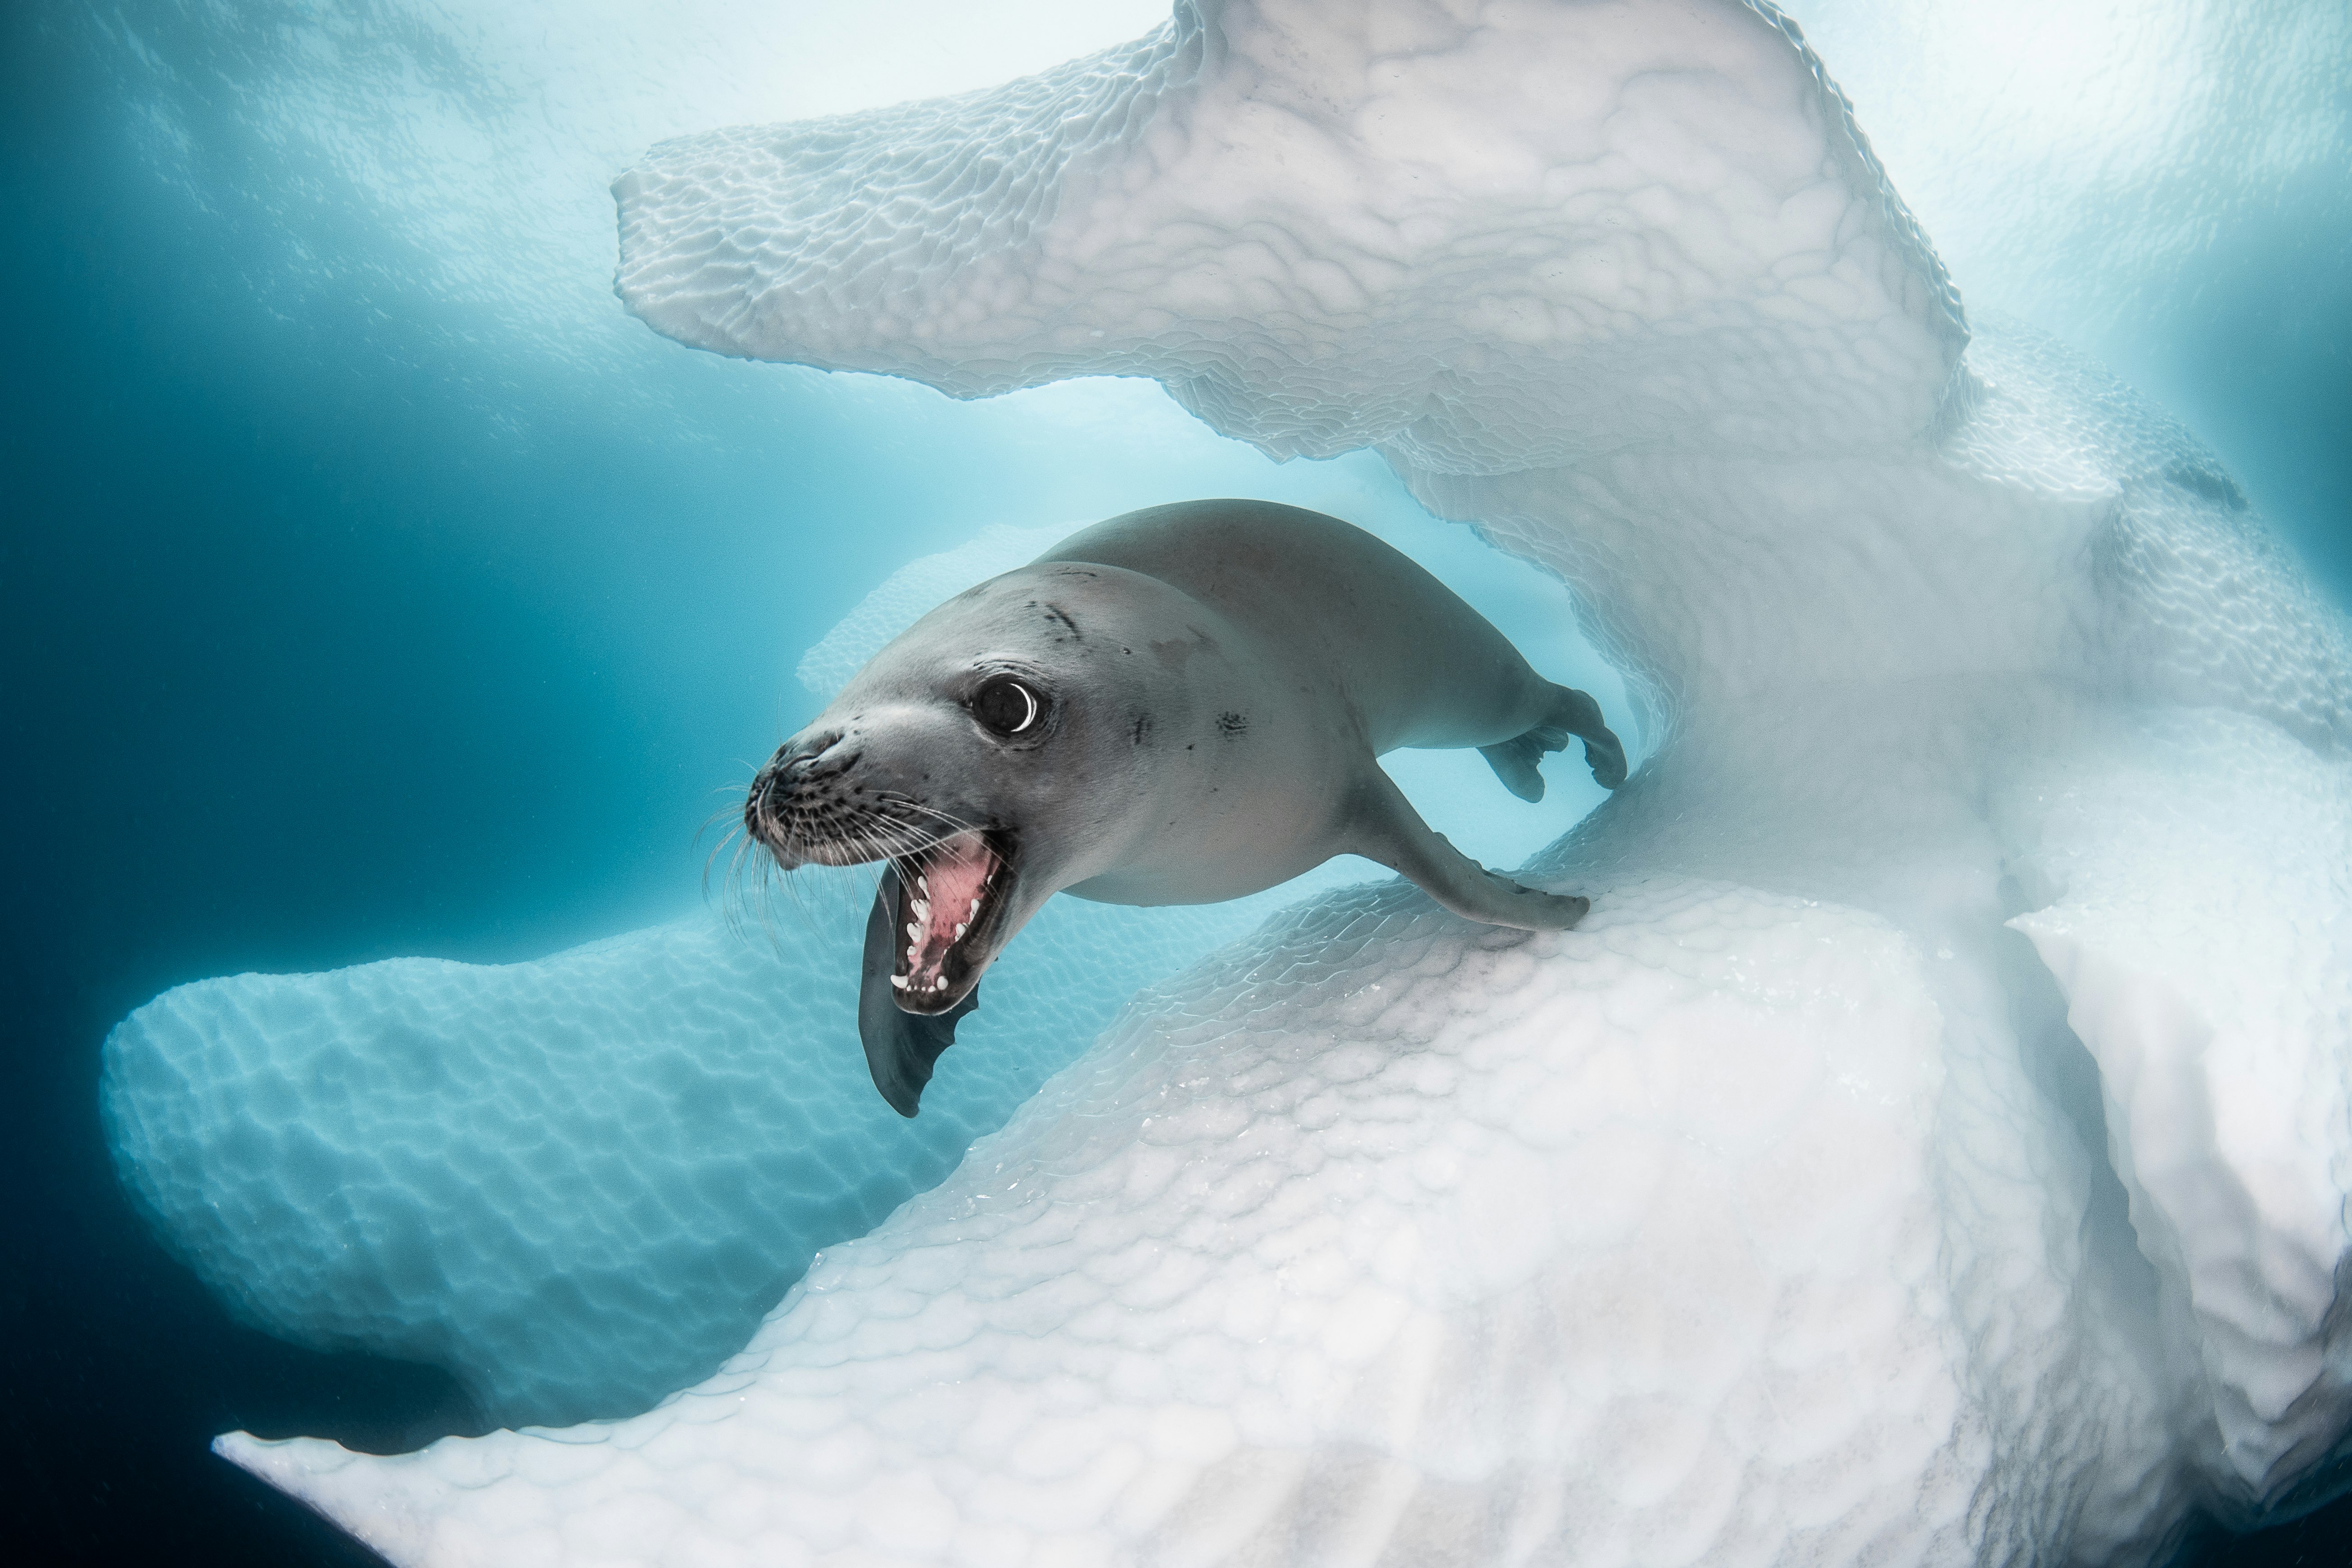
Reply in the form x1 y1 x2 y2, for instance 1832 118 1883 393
2 3 2343 1564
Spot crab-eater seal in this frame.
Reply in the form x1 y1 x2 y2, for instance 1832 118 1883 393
749 500 1625 1114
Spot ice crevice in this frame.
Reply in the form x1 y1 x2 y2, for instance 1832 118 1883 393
110 0 2352 1563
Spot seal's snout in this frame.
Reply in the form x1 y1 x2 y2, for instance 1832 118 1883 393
744 728 869 870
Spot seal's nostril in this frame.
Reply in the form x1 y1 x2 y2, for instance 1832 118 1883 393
772 728 855 786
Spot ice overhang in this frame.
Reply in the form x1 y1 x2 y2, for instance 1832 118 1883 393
611 0 1968 475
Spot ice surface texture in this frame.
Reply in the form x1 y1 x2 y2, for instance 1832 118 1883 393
104 893 1288 1428
612 0 1963 481
198 0 2352 1562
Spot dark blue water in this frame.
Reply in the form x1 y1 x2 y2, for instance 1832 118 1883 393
3 3 2346 1563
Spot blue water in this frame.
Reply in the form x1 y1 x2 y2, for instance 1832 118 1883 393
2 3 2344 1564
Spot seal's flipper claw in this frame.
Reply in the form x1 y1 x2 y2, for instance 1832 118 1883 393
858 866 980 1116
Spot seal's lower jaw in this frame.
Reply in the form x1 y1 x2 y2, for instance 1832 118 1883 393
889 831 1012 1016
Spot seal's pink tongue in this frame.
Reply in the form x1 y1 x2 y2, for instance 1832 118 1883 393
898 834 996 995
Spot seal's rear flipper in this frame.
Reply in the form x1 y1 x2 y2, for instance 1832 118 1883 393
1478 733 1552 802
1480 685 1628 797
1345 765 1590 931
859 866 980 1116
1546 684 1628 790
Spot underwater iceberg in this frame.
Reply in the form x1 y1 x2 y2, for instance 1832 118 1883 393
108 0 2350 1563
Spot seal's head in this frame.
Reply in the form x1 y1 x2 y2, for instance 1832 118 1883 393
745 562 1217 1016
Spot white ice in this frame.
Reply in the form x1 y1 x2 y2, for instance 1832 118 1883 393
178 0 2352 1563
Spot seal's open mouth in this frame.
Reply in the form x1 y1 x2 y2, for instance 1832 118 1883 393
889 831 1011 1013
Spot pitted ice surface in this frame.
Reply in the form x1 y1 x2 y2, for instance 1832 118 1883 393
156 0 2352 1563
212 870 2173 1565
612 0 1965 474
103 885 1314 1432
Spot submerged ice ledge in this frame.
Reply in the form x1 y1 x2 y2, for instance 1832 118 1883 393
131 1 2352 1563
104 891 1306 1426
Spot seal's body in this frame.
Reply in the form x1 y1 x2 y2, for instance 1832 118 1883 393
749 501 1625 1113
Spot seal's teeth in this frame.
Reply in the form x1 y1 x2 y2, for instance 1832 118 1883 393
889 974 907 990
910 899 928 918
932 977 947 991
905 922 919 940
954 923 967 939
906 945 918 962
968 898 982 916
918 875 929 893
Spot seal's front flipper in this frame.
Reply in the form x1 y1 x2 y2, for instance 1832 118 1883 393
858 865 980 1116
1345 765 1590 931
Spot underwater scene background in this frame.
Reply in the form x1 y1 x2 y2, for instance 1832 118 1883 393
2 1 2345 1563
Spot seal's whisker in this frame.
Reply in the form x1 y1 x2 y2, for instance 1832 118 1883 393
702 824 743 902
873 817 943 854
733 836 795 941
720 831 773 940
883 797 985 840
859 822 928 869
725 768 996 946
881 803 984 856
701 771 771 938
855 813 932 858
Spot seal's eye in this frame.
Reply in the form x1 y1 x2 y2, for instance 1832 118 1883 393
970 675 1041 738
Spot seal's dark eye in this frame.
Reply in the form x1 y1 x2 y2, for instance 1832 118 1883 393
970 675 1041 738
